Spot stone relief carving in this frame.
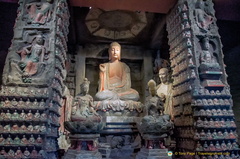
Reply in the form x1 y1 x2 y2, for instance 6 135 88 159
193 0 215 33
25 0 53 25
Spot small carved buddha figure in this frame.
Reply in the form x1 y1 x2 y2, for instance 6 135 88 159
38 99 44 108
206 109 212 116
5 135 13 145
26 110 33 120
21 135 29 145
20 110 26 120
30 147 38 158
194 130 200 140
212 129 217 139
200 129 206 139
196 141 203 151
26 98 31 107
227 140 233 150
228 109 234 116
206 130 212 140
3 124 11 132
15 147 23 158
20 124 27 132
203 118 209 128
229 130 236 139
199 109 206 116
196 117 203 127
220 118 225 127
215 141 222 151
40 124 47 132
216 109 223 116
23 148 30 158
217 131 224 139
207 99 214 105
27 124 34 132
18 98 25 107
34 125 40 133
33 99 39 107
5 110 11 120
95 42 139 101
40 112 47 121
209 141 216 151
12 110 19 120
13 135 21 145
230 119 236 127
3 98 11 107
203 141 209 151
11 98 18 107
29 135 35 144
0 135 5 145
0 147 7 156
34 110 41 120
214 118 221 128
221 141 227 151
8 149 15 157
12 123 19 132
219 99 225 106
232 141 239 150
36 135 43 144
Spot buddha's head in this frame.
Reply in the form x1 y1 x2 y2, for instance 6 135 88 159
202 37 210 50
109 42 121 61
80 78 90 94
159 68 169 84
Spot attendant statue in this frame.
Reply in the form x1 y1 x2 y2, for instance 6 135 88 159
156 68 173 119
65 78 103 133
95 42 139 101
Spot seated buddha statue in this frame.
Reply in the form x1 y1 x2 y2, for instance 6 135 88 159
95 42 139 101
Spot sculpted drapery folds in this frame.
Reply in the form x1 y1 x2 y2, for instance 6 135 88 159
95 42 139 101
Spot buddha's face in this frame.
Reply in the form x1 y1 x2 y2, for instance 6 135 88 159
109 45 121 62
159 69 168 84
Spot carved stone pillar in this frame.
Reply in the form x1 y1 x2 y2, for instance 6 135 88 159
0 0 70 158
166 0 239 158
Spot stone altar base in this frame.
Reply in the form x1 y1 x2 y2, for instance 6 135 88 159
136 148 171 159
99 116 142 159
63 149 102 159
63 134 102 159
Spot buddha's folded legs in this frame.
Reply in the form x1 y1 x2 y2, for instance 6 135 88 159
95 90 119 101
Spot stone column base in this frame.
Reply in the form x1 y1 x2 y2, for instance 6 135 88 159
136 148 172 159
63 149 102 159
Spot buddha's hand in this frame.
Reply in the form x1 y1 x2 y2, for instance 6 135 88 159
99 64 106 72
159 93 166 102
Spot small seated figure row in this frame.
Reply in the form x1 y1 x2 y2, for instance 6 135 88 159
194 108 234 117
0 147 40 158
0 123 47 133
195 117 236 128
1 86 48 97
194 129 237 140
195 153 239 159
0 110 48 121
196 140 239 151
0 98 45 108
0 134 43 145
192 98 231 106
193 87 231 97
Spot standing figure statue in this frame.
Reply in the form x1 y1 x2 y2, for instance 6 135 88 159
95 42 139 101
17 35 46 77
156 68 173 120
